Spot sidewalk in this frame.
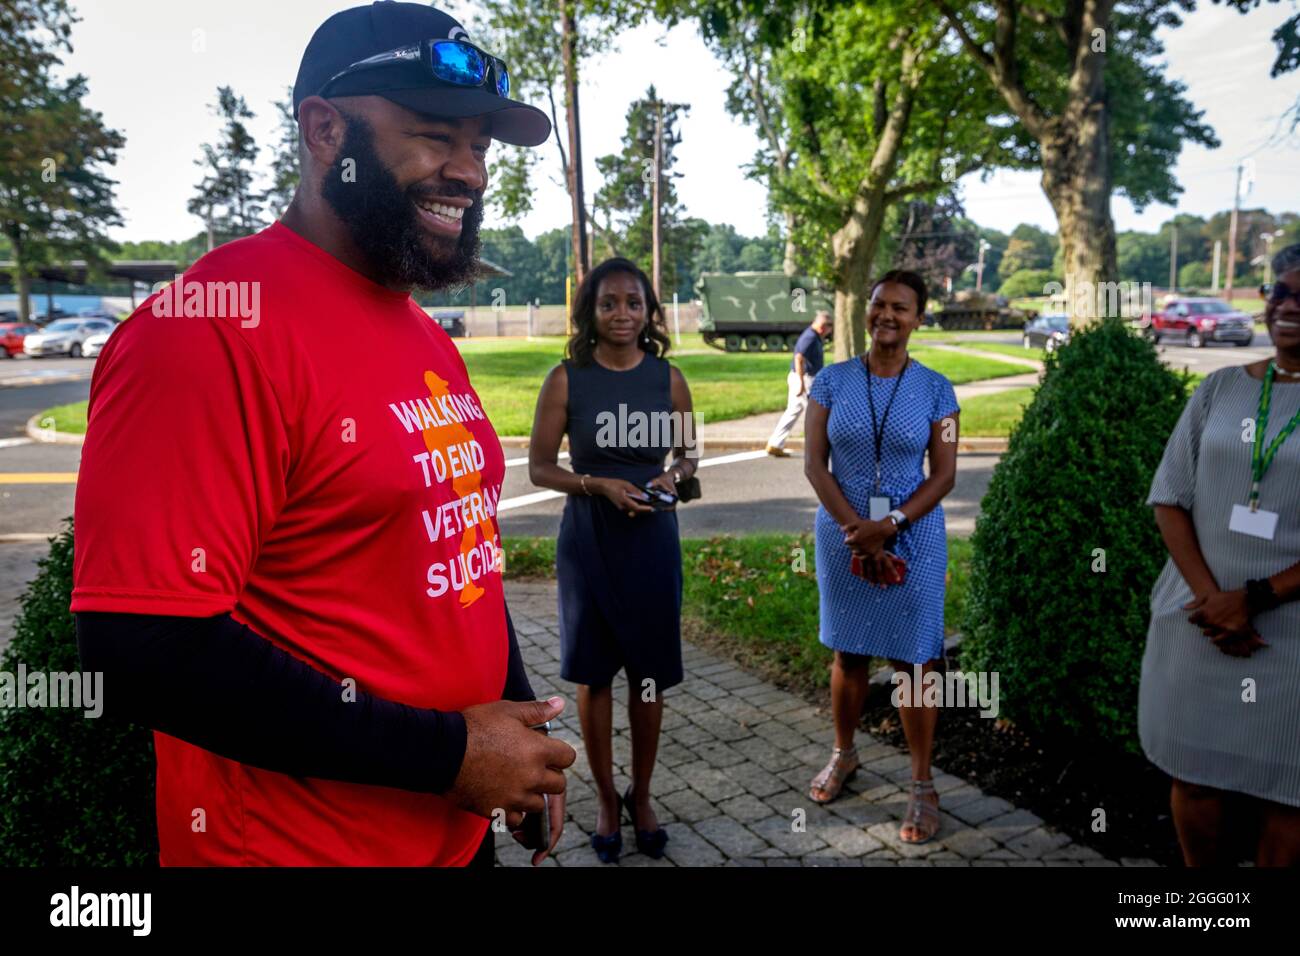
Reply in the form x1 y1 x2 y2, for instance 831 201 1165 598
495 579 1155 867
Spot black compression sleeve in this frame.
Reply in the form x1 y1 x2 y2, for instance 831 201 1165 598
501 603 537 702
75 611 467 793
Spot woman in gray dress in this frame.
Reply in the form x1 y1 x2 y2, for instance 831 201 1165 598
1140 243 1300 866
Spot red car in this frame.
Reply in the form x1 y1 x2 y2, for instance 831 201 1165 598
1146 297 1255 348
0 322 39 358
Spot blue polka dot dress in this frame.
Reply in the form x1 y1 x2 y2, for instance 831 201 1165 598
808 357 960 663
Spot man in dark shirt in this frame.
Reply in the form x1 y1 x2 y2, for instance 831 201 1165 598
767 309 833 456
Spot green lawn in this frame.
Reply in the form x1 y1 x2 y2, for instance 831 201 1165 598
959 387 1036 437
503 533 974 696
34 401 88 434
944 341 1044 361
453 336 1025 435
41 335 1027 437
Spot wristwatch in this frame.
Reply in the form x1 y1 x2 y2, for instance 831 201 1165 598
1244 578 1279 615
886 509 910 533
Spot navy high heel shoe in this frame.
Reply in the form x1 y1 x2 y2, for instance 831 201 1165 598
623 786 668 859
590 793 623 864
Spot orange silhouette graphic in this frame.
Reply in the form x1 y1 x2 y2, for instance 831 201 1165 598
420 370 496 608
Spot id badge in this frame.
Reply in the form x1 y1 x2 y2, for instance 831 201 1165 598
869 496 892 521
1229 504 1278 541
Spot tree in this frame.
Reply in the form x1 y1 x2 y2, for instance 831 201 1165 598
936 0 1219 323
769 3 1030 358
187 86 265 252
683 1 806 275
264 88 299 220
886 194 981 302
470 0 642 285
0 0 124 323
998 223 1056 279
1117 230 1169 286
999 267 1058 300
593 87 706 298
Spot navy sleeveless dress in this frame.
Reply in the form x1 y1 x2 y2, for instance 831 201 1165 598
556 352 684 691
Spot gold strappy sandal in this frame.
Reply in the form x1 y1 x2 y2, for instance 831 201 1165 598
809 745 859 804
899 778 940 844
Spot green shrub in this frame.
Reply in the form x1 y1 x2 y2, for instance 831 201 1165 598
960 319 1191 752
0 522 157 866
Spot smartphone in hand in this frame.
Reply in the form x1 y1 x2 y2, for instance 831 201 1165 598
641 481 678 510
518 795 550 852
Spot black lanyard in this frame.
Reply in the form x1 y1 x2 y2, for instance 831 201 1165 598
861 353 909 494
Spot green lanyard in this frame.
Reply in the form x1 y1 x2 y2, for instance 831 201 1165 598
1250 362 1300 511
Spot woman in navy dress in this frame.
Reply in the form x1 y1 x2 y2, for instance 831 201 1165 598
803 270 960 844
529 257 697 863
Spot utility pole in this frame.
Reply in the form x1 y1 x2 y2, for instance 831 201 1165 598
559 0 588 287
1224 163 1243 303
1168 222 1177 292
1212 240 1222 292
975 239 989 292
651 98 663 302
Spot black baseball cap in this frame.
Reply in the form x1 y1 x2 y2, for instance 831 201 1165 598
292 2 551 147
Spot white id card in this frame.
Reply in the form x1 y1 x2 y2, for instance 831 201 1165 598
869 496 892 521
1229 504 1278 541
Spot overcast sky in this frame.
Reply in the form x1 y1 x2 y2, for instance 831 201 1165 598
67 0 1300 245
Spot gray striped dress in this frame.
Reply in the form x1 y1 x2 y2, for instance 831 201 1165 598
1140 364 1300 807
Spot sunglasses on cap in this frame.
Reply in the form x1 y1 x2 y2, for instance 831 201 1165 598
318 38 510 100
1266 281 1300 307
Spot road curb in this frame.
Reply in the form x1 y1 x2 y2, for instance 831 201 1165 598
25 414 86 445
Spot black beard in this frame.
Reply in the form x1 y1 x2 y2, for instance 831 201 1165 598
321 112 484 291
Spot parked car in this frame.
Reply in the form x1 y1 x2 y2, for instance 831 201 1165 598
81 324 118 358
1 322 39 358
430 310 466 337
1147 297 1254 348
1023 313 1071 352
77 308 118 322
22 317 117 358
32 307 71 324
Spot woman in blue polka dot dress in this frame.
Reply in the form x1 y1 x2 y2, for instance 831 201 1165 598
803 270 960 844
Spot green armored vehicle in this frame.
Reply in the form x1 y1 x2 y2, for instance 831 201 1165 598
696 272 835 352
931 289 1037 330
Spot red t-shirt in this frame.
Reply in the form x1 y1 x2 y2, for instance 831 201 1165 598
71 222 508 866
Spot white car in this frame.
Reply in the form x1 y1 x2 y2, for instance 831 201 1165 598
23 318 117 358
82 326 116 358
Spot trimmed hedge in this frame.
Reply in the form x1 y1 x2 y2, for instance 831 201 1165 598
960 318 1191 752
0 522 157 866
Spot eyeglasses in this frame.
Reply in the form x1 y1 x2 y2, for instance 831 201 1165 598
1267 281 1300 307
319 38 510 100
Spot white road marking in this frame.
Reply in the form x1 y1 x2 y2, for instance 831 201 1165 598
0 438 34 449
495 449 768 512
504 452 568 467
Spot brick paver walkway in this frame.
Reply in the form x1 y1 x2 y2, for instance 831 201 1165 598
495 579 1157 868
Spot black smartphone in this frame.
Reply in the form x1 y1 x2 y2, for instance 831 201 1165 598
641 482 678 510
519 795 550 854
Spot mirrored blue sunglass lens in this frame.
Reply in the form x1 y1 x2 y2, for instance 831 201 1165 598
496 63 509 96
431 42 486 86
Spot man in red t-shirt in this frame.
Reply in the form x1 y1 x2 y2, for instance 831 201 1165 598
71 2 574 866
